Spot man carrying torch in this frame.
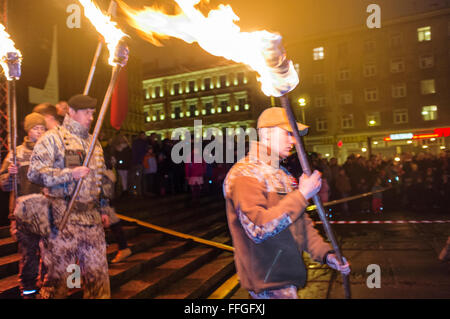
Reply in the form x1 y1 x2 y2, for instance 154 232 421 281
28 95 111 299
223 107 351 299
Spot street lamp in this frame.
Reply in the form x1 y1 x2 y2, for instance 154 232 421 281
298 97 306 124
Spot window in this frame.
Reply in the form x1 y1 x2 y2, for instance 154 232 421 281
422 105 438 121
237 72 245 85
341 114 354 129
338 68 351 81
313 47 324 60
144 89 150 100
189 104 196 117
367 112 380 127
204 78 212 90
339 92 353 105
392 83 407 98
174 107 181 119
364 40 375 52
316 118 328 132
419 55 434 69
313 73 325 84
363 63 377 77
205 102 213 115
238 98 247 111
220 100 228 111
173 83 180 95
219 75 227 88
364 88 379 102
154 86 161 98
188 80 196 92
314 96 327 107
420 79 436 95
390 33 402 47
393 109 408 124
390 58 405 73
417 26 431 42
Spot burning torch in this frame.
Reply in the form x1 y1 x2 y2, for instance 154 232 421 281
118 0 351 298
0 24 22 202
59 0 129 232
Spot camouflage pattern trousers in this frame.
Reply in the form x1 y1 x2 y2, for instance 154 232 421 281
39 222 110 299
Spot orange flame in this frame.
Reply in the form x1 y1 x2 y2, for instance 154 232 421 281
79 0 127 66
118 0 299 97
0 24 22 81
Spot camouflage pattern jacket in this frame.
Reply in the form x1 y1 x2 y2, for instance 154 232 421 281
0 137 43 218
223 141 332 294
28 115 107 226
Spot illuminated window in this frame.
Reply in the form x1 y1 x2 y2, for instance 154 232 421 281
338 68 351 81
313 47 324 60
422 105 438 121
390 58 405 73
316 118 328 132
154 86 161 98
366 112 380 127
393 109 408 124
363 63 377 77
419 55 434 69
417 26 431 42
341 114 354 129
144 89 150 100
420 79 436 95
238 98 246 111
392 83 407 98
174 107 181 119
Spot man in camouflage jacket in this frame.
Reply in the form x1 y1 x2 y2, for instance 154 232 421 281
0 112 47 298
28 94 110 299
224 107 350 299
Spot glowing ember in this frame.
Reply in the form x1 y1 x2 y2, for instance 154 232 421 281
0 24 22 81
79 0 127 66
118 0 299 97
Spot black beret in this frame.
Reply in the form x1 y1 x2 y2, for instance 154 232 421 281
68 94 97 110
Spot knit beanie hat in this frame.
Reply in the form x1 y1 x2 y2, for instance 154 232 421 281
24 112 46 132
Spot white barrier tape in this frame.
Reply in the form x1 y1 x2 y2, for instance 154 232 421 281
315 220 450 225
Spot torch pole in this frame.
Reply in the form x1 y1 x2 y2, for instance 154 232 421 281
59 64 122 232
82 0 117 95
6 79 17 201
280 95 351 299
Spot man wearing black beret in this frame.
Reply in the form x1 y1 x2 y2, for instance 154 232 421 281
28 94 111 298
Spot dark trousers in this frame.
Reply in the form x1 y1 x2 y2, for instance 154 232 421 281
16 224 41 293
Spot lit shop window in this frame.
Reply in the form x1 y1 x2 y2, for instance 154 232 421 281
422 105 438 121
417 26 431 42
313 47 324 60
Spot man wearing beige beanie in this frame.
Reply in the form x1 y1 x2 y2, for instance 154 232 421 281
0 112 47 299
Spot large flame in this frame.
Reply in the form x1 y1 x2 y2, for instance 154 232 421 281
79 0 127 66
118 0 299 97
0 24 22 81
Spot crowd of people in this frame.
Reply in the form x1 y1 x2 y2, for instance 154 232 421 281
102 131 449 215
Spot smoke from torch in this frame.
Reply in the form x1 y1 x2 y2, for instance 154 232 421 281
118 0 299 97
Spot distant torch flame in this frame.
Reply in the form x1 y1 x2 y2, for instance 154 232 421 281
118 0 299 97
79 0 127 66
0 24 22 81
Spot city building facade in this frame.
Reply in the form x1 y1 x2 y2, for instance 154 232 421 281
288 8 450 163
142 63 269 140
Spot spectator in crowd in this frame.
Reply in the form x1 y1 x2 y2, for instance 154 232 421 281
143 147 158 195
